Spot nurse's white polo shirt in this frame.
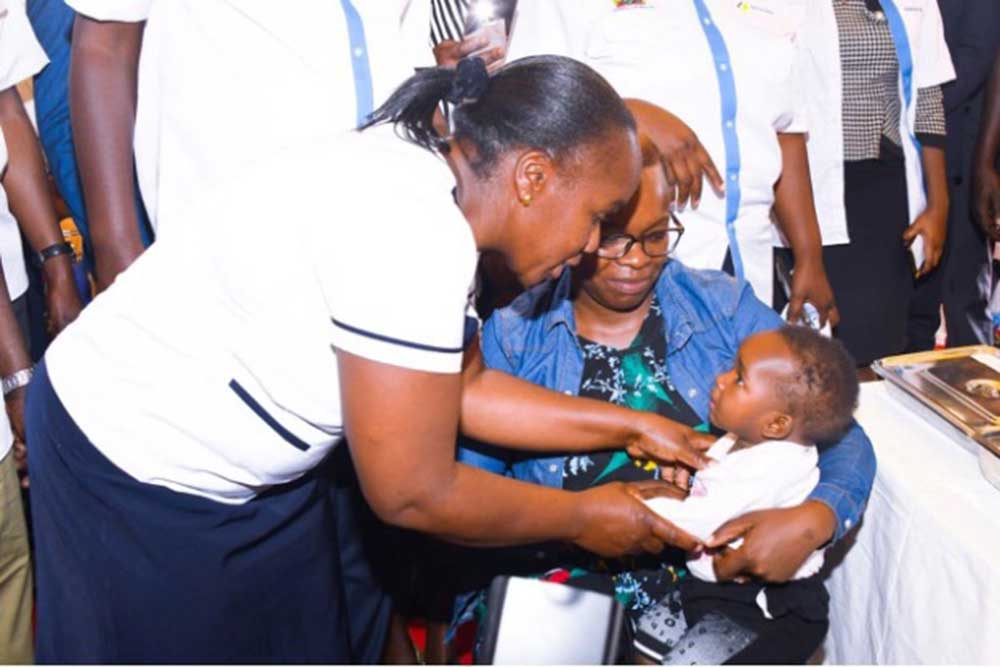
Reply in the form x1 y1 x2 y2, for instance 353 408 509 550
66 0 434 239
46 124 477 504
0 0 49 305
507 0 806 304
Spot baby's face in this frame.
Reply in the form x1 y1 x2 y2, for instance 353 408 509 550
709 331 798 442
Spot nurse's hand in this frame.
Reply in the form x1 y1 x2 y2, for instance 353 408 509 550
625 413 715 472
973 166 1000 241
573 480 701 557
707 500 836 583
902 205 947 277
624 99 724 210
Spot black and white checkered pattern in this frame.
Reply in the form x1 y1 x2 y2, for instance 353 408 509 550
834 0 945 161
430 0 470 46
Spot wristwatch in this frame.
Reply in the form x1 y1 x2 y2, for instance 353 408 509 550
2 368 33 397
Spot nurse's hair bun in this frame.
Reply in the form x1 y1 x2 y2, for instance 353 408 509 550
445 57 490 105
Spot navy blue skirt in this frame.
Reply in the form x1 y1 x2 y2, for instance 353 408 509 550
26 361 353 663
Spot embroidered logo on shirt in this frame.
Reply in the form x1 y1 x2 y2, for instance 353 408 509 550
613 0 649 9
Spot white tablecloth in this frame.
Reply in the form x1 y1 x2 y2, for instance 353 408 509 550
822 382 1000 664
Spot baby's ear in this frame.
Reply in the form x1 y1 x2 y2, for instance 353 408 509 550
761 412 793 440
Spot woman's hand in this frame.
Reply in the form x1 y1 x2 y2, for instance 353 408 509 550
902 205 948 277
707 500 837 583
974 165 1000 241
624 99 724 210
5 387 28 488
44 269 83 335
625 412 714 471
572 480 701 558
787 259 840 328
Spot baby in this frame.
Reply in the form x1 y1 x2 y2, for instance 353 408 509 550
645 325 860 582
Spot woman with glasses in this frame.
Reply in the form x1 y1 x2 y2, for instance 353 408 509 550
453 140 875 663
506 0 837 326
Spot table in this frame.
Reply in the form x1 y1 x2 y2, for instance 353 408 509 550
821 382 1000 664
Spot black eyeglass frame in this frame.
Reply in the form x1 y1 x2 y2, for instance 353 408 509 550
595 213 686 260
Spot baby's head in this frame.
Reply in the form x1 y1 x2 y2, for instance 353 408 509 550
709 327 859 446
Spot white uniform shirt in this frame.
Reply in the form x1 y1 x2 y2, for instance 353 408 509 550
0 0 49 304
798 0 954 245
46 124 478 504
506 0 806 304
66 0 435 241
645 434 823 582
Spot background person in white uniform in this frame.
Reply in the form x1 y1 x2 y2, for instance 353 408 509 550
26 56 713 662
67 0 434 290
798 0 953 365
506 0 837 324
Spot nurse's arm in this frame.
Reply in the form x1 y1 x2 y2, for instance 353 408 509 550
772 132 838 327
458 339 712 470
337 350 700 555
69 15 145 292
624 99 724 210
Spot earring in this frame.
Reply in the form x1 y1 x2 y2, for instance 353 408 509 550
519 194 532 206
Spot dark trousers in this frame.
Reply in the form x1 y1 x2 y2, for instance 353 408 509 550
823 158 913 365
907 97 993 351
27 362 353 663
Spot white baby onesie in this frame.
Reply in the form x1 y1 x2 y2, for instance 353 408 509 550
644 434 824 582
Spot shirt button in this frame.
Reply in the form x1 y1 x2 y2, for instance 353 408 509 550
549 464 559 473
688 388 698 398
719 63 729 72
353 47 364 58
703 17 711 25
844 519 853 530
564 390 573 396
730 173 739 182
725 120 735 129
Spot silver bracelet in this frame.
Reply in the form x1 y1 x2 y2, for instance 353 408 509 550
2 368 33 397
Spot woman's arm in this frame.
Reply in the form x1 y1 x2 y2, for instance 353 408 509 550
772 133 839 327
337 349 699 555
460 340 712 470
974 53 1000 239
69 15 145 291
0 261 32 482
902 144 949 275
0 87 82 333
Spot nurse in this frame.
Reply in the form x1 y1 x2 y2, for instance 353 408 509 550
798 0 954 364
506 0 837 322
26 56 711 662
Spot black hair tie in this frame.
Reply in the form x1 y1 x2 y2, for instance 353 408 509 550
445 57 490 105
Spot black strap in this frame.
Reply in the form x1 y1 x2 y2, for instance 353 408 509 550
36 242 74 265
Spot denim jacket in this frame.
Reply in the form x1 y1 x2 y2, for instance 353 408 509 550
462 261 876 542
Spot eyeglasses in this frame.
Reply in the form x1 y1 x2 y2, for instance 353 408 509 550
595 214 685 260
